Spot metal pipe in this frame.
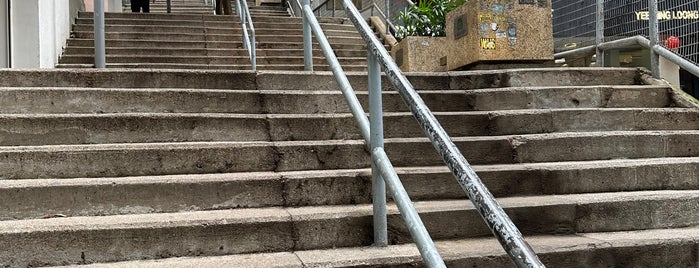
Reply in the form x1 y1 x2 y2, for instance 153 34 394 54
384 0 389 35
241 0 256 70
368 51 388 247
302 0 313 71
342 0 544 266
167 0 172 13
595 0 604 66
93 0 106 68
649 0 660 78
302 5 370 143
653 45 699 78
372 148 446 268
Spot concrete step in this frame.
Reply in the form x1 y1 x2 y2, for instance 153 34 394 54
4 130 699 179
73 20 357 31
62 46 366 57
2 157 699 220
65 38 367 50
51 226 699 267
0 86 668 115
1 191 697 266
0 68 642 90
58 54 366 65
0 108 697 145
71 25 360 38
55 63 369 71
79 11 348 24
70 31 362 43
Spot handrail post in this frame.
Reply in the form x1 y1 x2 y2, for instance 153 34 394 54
368 51 387 247
93 0 106 68
167 0 172 13
302 0 313 71
595 0 604 66
649 0 660 78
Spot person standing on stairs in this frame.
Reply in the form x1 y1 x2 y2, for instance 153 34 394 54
215 0 233 15
130 0 151 13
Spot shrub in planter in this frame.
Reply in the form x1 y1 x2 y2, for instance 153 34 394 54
391 0 466 72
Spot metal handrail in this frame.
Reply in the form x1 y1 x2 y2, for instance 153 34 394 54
555 0 699 80
292 0 445 266
554 35 699 78
296 0 545 266
234 0 257 70
339 1 544 267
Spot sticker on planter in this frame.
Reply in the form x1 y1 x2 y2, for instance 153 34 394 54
479 23 489 36
454 16 468 39
496 31 507 38
479 14 492 22
508 25 517 37
481 38 496 49
492 4 504 14
506 3 514 13
509 37 517 46
519 0 535 5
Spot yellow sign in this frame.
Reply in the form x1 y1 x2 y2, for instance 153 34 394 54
636 10 699 20
480 38 496 49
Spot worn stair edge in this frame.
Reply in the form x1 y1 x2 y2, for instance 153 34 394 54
2 157 699 220
1 191 698 266
0 86 673 114
49 225 699 267
5 130 699 178
1 108 699 145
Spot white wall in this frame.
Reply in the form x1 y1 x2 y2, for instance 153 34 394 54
0 0 8 68
10 0 73 68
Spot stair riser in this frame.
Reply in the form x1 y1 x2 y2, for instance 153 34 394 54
72 22 356 32
2 110 698 145
71 25 359 38
4 132 699 178
66 39 366 49
4 160 699 220
78 12 348 24
55 63 368 72
62 47 366 57
0 68 644 90
1 195 697 266
72 31 361 43
57 55 365 65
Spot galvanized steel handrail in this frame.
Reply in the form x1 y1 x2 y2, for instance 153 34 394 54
234 0 257 70
554 0 699 79
297 0 545 266
339 1 544 267
293 0 446 266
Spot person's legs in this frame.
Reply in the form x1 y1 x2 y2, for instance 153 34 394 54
130 0 139 12
142 0 150 13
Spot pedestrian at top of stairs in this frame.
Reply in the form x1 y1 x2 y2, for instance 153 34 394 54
131 0 151 13
216 0 233 15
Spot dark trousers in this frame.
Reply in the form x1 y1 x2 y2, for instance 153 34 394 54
130 0 150 13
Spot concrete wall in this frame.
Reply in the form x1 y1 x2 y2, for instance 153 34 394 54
10 0 73 68
0 0 8 68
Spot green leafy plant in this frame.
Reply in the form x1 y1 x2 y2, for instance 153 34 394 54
394 0 467 40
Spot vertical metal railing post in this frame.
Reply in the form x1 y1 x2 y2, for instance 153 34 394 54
167 0 172 13
368 51 388 247
303 0 313 70
595 0 604 66
649 0 660 78
93 0 106 68
385 0 389 35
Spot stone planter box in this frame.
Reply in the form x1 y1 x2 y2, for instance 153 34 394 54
446 0 554 70
391 36 447 72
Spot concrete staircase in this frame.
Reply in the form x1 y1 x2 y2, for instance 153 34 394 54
1 67 698 267
57 2 368 71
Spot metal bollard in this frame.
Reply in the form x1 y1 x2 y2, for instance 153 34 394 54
93 0 106 68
